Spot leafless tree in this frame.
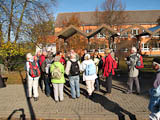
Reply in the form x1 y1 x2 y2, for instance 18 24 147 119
94 6 101 26
0 0 57 44
156 16 160 25
101 0 127 26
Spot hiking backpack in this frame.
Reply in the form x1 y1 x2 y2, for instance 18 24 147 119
113 59 118 69
135 54 144 69
51 64 62 79
29 61 41 78
70 60 80 76
85 63 96 76
45 59 52 74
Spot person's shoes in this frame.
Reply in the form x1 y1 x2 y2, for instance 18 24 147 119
125 91 132 94
27 97 32 99
136 92 141 95
107 93 112 96
55 100 58 103
95 89 100 91
71 97 76 99
46 94 50 97
103 92 107 95
34 97 38 101
104 93 111 96
42 90 45 93
86 95 92 99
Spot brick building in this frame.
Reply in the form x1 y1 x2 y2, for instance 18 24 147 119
55 10 160 56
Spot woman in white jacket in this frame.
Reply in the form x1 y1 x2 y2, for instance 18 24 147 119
25 53 40 101
81 54 97 99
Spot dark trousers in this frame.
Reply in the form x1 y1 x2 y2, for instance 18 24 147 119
95 77 100 91
105 75 112 93
39 72 45 91
44 75 51 96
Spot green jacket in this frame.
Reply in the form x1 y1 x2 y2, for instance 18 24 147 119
50 62 65 84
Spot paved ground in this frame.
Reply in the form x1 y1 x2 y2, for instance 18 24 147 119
0 73 154 120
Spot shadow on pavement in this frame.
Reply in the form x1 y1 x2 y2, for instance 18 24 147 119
99 71 155 98
19 71 36 120
91 93 137 120
8 108 26 120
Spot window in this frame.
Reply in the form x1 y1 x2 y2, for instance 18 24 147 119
153 32 160 37
131 29 139 35
86 29 92 33
141 43 149 51
97 33 106 38
120 28 128 38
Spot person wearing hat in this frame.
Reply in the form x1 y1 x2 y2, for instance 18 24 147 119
125 47 140 94
81 53 97 99
103 49 117 96
25 53 41 101
50 56 65 102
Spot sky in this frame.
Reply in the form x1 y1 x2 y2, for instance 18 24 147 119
54 0 160 18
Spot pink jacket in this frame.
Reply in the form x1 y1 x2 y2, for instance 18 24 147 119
103 54 115 77
39 55 46 67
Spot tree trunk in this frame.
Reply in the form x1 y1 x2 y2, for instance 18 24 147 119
15 0 28 42
7 0 14 42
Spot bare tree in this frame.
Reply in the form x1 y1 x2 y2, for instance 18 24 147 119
94 6 101 26
61 15 87 51
101 0 126 26
0 0 57 44
156 16 160 25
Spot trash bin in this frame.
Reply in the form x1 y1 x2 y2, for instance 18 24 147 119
0 75 6 88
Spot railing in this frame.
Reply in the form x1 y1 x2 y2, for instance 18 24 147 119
141 48 160 51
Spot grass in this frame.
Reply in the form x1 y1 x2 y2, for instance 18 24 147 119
3 71 26 84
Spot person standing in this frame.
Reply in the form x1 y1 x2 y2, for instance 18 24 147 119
148 58 160 118
103 49 117 96
50 56 65 102
125 47 141 94
93 52 100 91
81 49 88 62
65 53 81 99
25 53 41 101
41 51 53 97
81 54 97 99
39 50 48 93
56 51 66 65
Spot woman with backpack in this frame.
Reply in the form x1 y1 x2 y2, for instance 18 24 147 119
25 53 41 101
81 54 97 99
50 56 65 102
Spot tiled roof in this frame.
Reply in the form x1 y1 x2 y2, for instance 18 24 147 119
55 10 160 27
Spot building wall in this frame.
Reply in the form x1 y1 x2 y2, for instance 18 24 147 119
55 24 160 56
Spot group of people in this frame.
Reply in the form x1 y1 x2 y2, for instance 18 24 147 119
25 46 144 103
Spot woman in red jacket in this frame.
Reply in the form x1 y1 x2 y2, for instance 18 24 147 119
103 49 117 96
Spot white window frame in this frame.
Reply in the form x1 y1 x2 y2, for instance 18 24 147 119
97 33 106 38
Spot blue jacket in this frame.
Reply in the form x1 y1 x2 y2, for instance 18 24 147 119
148 85 160 113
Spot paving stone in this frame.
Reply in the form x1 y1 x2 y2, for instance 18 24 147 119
0 78 151 120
